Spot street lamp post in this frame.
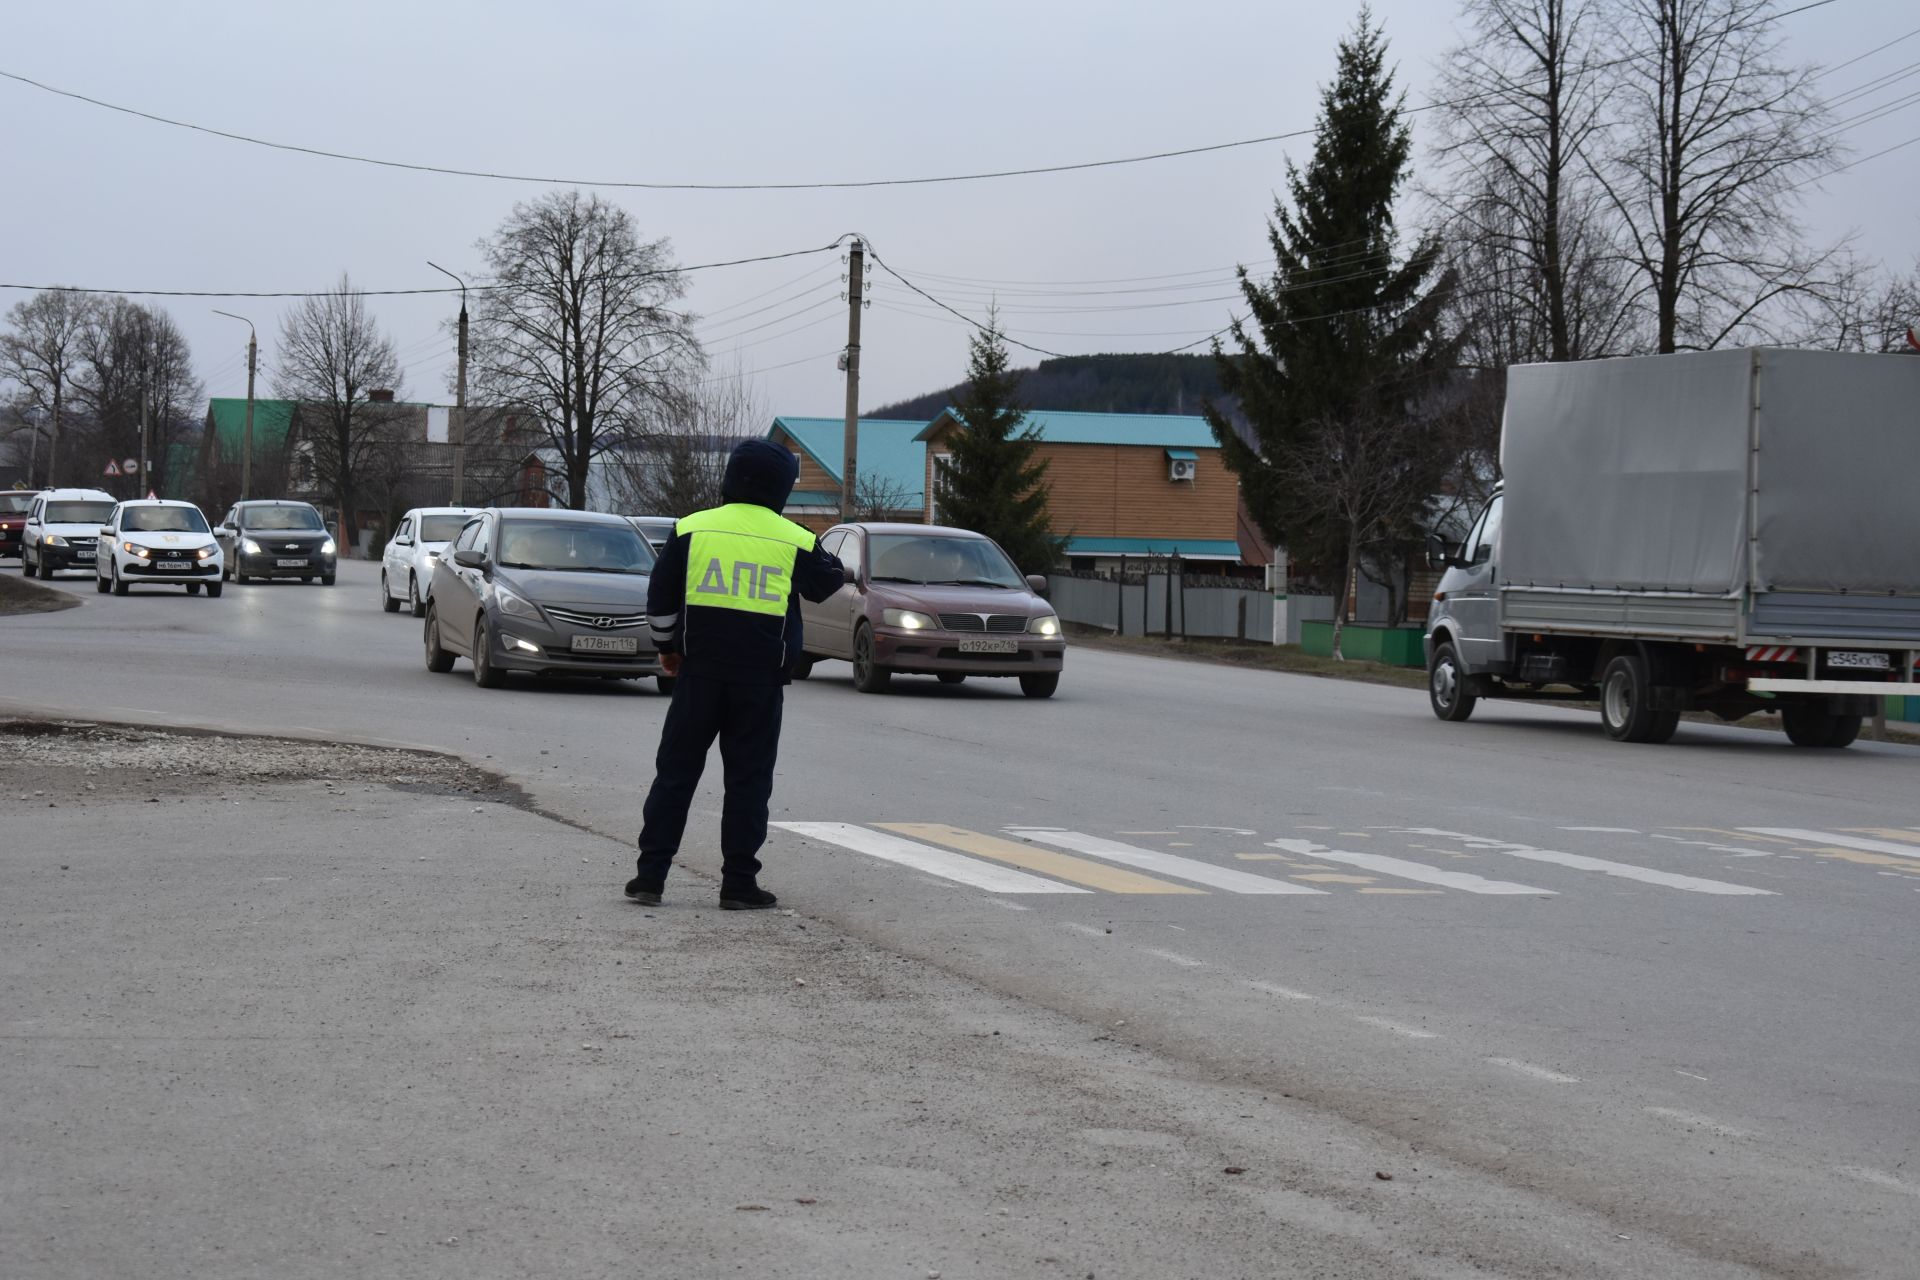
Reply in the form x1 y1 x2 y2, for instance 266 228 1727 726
212 310 257 500
427 262 469 505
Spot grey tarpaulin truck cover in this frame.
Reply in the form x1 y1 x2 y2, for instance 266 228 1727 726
1500 348 1920 643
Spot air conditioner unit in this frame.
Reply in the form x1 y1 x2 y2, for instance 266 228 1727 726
1169 458 1197 482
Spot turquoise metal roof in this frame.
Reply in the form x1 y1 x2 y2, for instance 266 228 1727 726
1063 536 1242 560
918 409 1219 449
770 417 928 508
786 489 840 508
1164 447 1198 460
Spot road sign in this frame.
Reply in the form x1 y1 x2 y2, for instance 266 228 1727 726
122 458 139 474
104 461 121 477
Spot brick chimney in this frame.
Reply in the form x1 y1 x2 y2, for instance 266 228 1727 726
368 389 395 403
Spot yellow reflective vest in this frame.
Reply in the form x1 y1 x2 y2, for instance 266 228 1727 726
677 504 816 619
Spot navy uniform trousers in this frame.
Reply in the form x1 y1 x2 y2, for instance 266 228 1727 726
634 670 785 893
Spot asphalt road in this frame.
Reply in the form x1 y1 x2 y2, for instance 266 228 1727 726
6 558 1918 1277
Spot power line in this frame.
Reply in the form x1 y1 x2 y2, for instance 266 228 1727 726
0 4 1845 195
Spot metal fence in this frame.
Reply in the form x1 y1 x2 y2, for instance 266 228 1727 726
1049 571 1288 641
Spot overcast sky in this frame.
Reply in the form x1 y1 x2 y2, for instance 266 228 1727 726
3 0 1913 421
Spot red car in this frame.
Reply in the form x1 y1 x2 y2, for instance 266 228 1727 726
796 522 1064 698
0 489 32 559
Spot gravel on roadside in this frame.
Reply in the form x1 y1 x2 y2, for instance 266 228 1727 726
0 575 82 617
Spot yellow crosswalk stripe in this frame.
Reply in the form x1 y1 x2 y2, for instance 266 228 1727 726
1847 828 1920 847
879 824 1205 895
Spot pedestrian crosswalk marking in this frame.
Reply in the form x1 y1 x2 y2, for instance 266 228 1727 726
1008 829 1328 895
1746 829 1920 864
1403 829 1775 896
1267 839 1555 896
773 822 1088 894
1848 828 1920 847
881 824 1204 895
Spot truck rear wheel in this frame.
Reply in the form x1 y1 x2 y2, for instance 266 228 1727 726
1600 654 1679 744
1427 641 1476 722
1782 703 1862 748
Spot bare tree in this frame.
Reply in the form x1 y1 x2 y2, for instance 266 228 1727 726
65 299 202 499
1597 0 1843 353
272 275 403 548
1433 0 1636 364
470 191 704 510
1 290 90 487
1277 405 1448 659
605 362 762 516
850 472 917 522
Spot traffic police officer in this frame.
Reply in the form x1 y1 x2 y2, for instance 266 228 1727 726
625 438 845 910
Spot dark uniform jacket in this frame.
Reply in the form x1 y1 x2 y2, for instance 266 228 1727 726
646 439 845 685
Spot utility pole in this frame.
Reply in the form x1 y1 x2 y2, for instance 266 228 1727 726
138 357 150 499
840 239 864 519
429 262 469 505
213 311 257 500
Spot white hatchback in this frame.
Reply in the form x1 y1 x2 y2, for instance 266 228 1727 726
380 506 479 617
95 499 223 596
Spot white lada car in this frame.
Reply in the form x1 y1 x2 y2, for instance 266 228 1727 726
380 506 478 617
95 498 224 597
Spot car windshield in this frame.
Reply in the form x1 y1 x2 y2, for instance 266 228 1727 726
496 519 655 574
123 506 210 533
244 505 323 531
0 493 33 513
866 533 1025 587
418 514 466 543
47 501 115 524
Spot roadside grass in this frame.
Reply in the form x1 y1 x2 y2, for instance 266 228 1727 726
1065 624 1920 746
0 572 80 617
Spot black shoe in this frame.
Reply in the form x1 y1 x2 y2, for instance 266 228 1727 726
719 886 778 911
624 878 663 905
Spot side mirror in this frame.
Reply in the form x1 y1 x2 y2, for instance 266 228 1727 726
99 526 113 537
453 548 486 569
1026 574 1050 597
841 564 858 586
1424 532 1458 571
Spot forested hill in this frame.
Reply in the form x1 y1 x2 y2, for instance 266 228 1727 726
871 353 1225 421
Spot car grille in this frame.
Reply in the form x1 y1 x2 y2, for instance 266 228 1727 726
150 547 201 562
938 613 1029 633
545 607 646 631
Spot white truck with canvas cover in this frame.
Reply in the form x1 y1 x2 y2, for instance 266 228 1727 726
1424 348 1920 747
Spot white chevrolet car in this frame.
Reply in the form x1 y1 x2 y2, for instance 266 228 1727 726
94 498 224 596
380 506 478 617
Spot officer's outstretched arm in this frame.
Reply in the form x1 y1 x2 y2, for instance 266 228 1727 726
793 541 846 604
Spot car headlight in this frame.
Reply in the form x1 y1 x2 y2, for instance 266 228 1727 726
196 545 218 560
320 539 336 555
121 541 152 558
1028 614 1061 636
882 608 938 631
501 632 542 654
43 533 67 547
241 538 262 554
495 587 541 619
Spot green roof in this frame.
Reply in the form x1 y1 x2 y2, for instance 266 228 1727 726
787 489 841 508
919 409 1219 449
205 398 297 455
770 416 928 508
1063 536 1242 561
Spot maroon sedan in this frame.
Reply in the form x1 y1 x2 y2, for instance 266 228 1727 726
0 490 31 559
797 522 1065 697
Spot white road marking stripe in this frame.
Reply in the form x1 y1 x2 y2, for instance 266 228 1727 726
1402 829 1775 896
1487 1057 1580 1083
1265 839 1553 895
1562 826 1640 833
1354 1016 1438 1039
1142 948 1206 968
1010 830 1327 894
1644 1107 1753 1139
1745 828 1920 858
773 823 1087 894
1247 981 1315 1001
1835 1166 1920 1198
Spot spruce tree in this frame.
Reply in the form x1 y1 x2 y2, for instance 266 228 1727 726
1206 9 1454 622
935 312 1060 573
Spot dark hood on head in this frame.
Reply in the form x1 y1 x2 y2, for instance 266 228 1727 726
720 438 800 511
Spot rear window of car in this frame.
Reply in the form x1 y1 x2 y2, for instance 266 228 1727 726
244 505 323 531
417 514 466 543
123 506 210 534
46 501 115 524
